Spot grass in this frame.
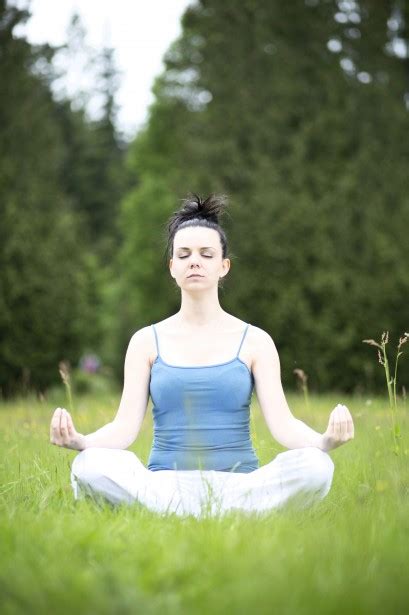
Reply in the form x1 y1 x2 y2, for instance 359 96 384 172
1 390 408 614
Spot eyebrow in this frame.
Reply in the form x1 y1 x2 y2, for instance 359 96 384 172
176 247 216 251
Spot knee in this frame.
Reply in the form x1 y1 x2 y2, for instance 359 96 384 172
71 448 105 485
71 447 146 484
302 447 335 492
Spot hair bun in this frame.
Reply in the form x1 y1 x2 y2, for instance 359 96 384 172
179 193 228 224
166 193 229 238
165 192 230 263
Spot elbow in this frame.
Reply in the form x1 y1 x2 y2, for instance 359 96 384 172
120 431 138 450
270 416 298 448
112 418 139 449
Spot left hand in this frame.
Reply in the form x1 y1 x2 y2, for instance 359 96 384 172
321 404 354 452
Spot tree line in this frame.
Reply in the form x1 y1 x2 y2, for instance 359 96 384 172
1 0 408 398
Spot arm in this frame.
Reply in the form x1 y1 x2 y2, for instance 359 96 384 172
252 328 326 450
82 328 151 449
50 327 151 450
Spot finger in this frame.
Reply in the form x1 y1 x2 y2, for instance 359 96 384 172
336 406 345 439
60 410 69 442
328 408 335 436
343 405 354 438
66 412 75 436
58 409 64 434
334 405 342 440
339 405 352 438
343 406 354 440
51 407 61 427
50 408 62 443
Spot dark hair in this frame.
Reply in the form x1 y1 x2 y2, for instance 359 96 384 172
163 193 231 265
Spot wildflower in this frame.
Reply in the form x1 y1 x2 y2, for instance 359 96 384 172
79 353 101 374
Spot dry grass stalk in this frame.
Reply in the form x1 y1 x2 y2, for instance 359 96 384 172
293 368 310 411
362 331 408 456
58 360 74 413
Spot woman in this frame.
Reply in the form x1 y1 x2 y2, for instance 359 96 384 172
50 193 354 518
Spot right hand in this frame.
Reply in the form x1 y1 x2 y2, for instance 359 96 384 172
50 407 86 451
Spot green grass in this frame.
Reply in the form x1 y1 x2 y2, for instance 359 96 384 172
1 391 408 614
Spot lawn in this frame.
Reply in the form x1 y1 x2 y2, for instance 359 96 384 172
1 390 408 614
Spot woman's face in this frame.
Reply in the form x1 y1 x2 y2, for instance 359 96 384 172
169 226 230 289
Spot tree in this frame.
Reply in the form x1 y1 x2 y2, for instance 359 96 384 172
0 1 100 397
121 0 409 393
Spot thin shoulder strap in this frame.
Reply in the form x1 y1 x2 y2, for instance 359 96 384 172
236 323 250 357
151 324 160 356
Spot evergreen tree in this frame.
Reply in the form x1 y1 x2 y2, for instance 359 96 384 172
121 0 409 393
50 14 129 262
0 1 100 397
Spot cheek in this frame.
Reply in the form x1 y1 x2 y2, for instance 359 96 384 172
173 264 185 277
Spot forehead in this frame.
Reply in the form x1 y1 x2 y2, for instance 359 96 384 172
173 226 220 249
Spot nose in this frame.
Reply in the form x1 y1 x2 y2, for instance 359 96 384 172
188 255 201 267
187 254 202 275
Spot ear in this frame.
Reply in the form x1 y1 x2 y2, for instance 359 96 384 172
220 258 230 278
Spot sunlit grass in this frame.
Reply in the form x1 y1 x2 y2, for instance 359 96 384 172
1 390 408 614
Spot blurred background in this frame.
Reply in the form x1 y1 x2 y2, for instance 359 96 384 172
1 0 408 400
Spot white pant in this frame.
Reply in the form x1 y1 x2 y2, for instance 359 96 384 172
70 447 334 518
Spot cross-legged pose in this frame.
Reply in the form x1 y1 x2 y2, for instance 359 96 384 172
50 193 354 518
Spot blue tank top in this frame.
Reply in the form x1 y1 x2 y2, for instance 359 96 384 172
147 323 259 473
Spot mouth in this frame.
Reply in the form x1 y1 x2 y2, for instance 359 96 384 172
187 274 204 278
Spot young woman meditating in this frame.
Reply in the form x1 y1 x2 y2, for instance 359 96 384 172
49 194 354 518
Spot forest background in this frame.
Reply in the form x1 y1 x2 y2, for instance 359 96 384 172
1 0 408 399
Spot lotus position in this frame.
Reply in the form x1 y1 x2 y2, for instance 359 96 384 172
50 194 354 518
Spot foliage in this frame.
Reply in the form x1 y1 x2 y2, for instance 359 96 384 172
0 3 127 397
2 1 409 396
120 0 409 393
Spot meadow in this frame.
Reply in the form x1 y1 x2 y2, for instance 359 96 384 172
1 389 408 614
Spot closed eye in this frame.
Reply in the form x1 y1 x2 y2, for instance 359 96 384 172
178 255 213 259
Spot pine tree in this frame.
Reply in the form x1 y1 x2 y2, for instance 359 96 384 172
121 0 409 392
0 2 100 397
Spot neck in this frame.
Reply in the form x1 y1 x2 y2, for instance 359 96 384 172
175 291 226 328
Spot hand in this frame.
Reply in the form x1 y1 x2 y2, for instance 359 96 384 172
50 407 86 451
321 404 354 452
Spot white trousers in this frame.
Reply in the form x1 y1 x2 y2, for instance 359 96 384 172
70 446 334 518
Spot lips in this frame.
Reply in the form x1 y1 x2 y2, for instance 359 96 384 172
188 274 203 278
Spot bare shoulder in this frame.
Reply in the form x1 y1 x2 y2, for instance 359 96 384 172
248 325 276 346
248 325 280 364
129 325 153 344
127 325 155 366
